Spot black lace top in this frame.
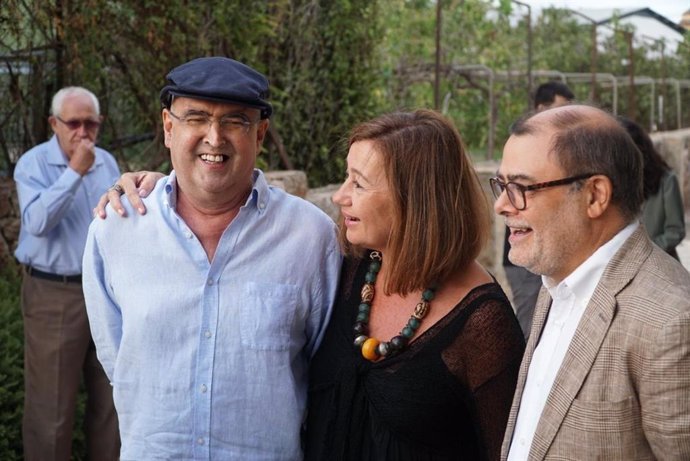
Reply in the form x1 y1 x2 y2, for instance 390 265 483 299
304 255 525 461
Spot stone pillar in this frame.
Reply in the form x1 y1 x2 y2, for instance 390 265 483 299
306 185 340 222
651 129 690 213
264 170 309 198
474 161 507 290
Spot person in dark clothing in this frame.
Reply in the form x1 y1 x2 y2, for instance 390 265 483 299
533 81 574 112
305 109 525 461
618 116 685 259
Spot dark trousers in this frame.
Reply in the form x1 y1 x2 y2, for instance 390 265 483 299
504 265 543 340
21 272 119 461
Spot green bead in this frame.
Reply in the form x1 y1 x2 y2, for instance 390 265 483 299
402 326 414 338
351 252 435 358
408 317 420 330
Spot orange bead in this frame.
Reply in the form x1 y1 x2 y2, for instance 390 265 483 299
362 338 380 361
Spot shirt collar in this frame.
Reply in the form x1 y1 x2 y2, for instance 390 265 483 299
544 221 639 303
45 134 104 168
251 169 270 214
46 135 69 165
164 168 270 214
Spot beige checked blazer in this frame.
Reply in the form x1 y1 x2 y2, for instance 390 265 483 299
501 226 690 460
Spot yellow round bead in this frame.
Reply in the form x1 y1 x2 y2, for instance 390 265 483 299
361 338 380 361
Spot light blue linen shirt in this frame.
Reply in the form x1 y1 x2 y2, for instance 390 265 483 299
83 169 342 460
14 135 120 274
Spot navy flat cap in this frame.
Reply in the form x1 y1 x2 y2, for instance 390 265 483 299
160 57 272 119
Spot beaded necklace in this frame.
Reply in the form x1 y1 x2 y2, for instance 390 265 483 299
353 251 436 362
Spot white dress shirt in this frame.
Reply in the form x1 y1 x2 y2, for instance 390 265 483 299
507 222 638 460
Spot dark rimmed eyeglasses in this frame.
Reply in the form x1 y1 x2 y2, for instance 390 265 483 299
55 116 101 131
168 110 258 135
489 173 597 210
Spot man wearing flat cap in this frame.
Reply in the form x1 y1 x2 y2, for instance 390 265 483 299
83 57 341 460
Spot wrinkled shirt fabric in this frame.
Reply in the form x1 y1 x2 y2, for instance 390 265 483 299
83 169 341 460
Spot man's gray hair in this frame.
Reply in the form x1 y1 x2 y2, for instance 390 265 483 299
511 105 644 221
51 87 101 117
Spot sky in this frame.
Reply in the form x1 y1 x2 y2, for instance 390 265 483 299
521 0 688 25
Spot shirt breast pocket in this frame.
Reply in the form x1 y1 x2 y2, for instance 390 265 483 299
239 282 299 351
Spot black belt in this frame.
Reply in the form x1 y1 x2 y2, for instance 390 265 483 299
26 266 82 284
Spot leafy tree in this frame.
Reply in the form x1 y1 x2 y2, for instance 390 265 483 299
1 0 688 178
0 0 383 186
270 0 383 185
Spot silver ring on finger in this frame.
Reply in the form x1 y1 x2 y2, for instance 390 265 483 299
109 183 124 195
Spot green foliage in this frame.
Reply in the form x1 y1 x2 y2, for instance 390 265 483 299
533 9 592 73
378 1 689 157
272 0 383 185
0 0 383 186
380 0 525 152
1 0 688 181
0 261 23 459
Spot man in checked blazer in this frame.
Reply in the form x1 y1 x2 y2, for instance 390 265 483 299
490 104 690 460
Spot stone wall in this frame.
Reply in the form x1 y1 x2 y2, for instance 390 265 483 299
2 129 688 275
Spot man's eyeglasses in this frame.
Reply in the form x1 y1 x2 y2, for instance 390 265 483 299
168 110 257 135
55 116 101 131
489 173 597 210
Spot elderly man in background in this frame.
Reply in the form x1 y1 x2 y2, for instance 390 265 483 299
491 104 690 460
14 86 120 460
82 57 341 460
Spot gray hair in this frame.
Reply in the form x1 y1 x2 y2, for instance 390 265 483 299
51 87 100 117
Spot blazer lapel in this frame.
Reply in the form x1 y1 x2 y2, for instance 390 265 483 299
527 289 617 459
527 226 652 459
501 284 551 460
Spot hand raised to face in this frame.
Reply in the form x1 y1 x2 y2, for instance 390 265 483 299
69 139 96 176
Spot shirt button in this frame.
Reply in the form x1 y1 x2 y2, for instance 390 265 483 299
207 279 213 286
259 202 266 209
204 330 212 338
197 437 205 445
185 231 193 239
201 384 208 393
520 438 526 446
